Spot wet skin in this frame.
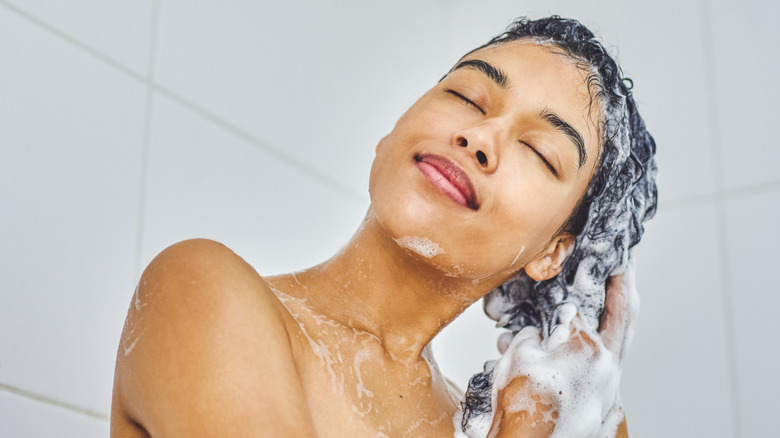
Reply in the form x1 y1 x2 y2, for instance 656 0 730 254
111 42 628 437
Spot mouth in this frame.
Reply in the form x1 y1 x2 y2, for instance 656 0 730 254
414 154 479 210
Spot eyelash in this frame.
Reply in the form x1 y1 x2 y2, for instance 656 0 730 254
445 88 486 115
521 141 559 178
445 88 558 178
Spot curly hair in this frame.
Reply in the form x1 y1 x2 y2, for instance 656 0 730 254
460 16 658 430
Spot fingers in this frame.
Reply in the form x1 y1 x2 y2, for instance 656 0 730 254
497 331 513 355
600 393 627 438
599 263 639 360
599 274 626 354
546 303 578 350
489 376 557 438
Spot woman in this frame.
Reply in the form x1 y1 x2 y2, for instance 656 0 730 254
111 16 656 437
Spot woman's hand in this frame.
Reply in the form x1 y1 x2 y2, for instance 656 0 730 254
487 266 637 438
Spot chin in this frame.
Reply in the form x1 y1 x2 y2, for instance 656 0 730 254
372 191 447 245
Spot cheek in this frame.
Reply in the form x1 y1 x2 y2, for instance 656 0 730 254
482 187 576 263
368 145 440 242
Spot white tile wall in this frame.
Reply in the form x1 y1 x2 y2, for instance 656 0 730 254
139 93 368 276
0 6 146 414
621 204 734 437
709 0 780 191
0 390 108 438
724 190 780 438
153 0 448 201
433 298 502 389
2 0 155 75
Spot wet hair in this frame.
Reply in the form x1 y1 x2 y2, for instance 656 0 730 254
460 16 658 429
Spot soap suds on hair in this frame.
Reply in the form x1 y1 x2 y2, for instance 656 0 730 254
454 269 637 437
395 236 444 259
455 16 658 437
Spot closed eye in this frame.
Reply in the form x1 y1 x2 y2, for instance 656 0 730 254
521 141 559 178
445 88 486 115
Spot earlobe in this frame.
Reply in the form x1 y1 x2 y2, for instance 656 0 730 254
524 234 576 281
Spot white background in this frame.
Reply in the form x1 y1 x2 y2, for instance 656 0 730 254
1 1 778 437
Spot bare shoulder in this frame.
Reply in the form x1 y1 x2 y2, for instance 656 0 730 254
130 238 285 317
111 239 316 437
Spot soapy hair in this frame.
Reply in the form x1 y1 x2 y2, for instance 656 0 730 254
460 16 658 428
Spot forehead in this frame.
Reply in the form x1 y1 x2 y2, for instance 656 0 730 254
463 39 586 79
461 41 595 111
458 41 603 167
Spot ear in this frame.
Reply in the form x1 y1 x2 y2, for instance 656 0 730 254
524 234 576 282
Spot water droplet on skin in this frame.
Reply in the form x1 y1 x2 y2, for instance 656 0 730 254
123 336 140 356
510 245 526 267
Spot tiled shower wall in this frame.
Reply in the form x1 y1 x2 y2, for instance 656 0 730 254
1 1 777 436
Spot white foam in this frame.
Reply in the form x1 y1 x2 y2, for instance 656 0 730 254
123 336 141 357
455 264 638 437
133 285 141 310
395 236 444 259
510 245 526 267
353 348 374 399
270 287 346 395
291 272 305 288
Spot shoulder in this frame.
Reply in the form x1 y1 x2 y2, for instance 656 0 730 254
112 239 316 437
130 239 289 343
141 238 266 294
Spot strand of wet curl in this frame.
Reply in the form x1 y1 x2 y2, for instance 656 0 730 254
459 16 659 431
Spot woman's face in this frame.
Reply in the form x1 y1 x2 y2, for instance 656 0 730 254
369 41 602 282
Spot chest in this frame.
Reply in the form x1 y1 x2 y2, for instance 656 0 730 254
280 310 458 437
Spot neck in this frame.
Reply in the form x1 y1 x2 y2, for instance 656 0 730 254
267 207 506 363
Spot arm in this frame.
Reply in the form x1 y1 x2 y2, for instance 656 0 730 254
111 239 318 437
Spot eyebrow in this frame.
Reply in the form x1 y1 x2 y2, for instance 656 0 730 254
539 110 587 169
449 60 587 169
452 59 509 88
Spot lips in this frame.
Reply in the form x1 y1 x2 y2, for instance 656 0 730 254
415 154 478 210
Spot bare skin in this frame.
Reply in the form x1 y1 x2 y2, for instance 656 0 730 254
112 42 631 437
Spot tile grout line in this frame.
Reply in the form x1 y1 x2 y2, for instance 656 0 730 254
0 0 366 207
699 1 742 436
0 383 109 422
657 192 717 211
0 0 145 83
3 4 775 222
134 0 161 279
722 178 780 200
150 83 366 205
0 0 361 420
655 177 780 212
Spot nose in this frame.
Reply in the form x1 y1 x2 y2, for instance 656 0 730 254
454 126 498 172
456 137 489 165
